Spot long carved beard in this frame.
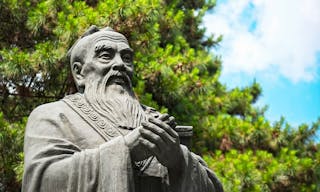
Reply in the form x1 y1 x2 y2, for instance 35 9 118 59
84 71 146 130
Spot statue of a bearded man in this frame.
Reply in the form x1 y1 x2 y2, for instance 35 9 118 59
22 26 223 192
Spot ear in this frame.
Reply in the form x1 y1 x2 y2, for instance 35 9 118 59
72 62 85 91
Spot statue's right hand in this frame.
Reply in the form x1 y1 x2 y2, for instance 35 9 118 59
123 126 152 161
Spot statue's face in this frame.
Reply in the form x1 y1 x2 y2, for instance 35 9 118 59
81 31 134 93
71 29 145 129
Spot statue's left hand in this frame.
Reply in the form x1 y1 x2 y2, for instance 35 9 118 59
140 115 184 171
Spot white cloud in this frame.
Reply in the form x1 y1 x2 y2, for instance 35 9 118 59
204 0 320 83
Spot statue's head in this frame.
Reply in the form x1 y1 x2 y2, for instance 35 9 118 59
68 26 134 95
68 26 144 129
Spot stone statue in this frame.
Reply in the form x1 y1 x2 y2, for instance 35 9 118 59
22 26 223 192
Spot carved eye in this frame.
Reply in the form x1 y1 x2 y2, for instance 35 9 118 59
99 52 113 60
122 53 133 63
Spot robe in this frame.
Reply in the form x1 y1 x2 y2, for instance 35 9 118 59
22 94 223 192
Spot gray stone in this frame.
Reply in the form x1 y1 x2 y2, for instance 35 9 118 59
22 26 224 192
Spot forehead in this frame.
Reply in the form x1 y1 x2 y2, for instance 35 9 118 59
69 30 132 63
89 31 130 50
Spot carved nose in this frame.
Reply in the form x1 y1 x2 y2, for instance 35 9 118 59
111 60 125 71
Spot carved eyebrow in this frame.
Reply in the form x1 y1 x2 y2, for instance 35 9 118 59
120 48 134 54
94 44 114 54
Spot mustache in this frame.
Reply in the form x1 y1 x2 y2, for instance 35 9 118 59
104 70 131 86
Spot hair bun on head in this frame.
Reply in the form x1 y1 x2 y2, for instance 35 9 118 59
102 27 114 32
81 25 100 38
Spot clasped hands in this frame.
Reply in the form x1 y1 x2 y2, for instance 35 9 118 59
124 114 183 170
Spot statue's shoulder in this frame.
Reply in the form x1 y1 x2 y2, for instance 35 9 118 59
29 100 69 120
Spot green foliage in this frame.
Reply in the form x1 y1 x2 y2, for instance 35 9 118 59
0 0 319 191
204 148 318 192
0 113 25 192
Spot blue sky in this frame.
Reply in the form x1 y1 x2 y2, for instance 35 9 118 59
203 0 320 129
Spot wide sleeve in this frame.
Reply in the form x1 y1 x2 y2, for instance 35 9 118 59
169 145 223 192
22 105 134 192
